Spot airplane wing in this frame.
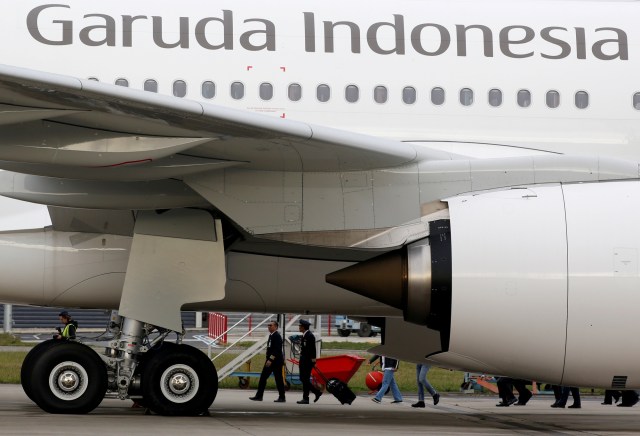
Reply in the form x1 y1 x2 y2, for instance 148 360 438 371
0 64 454 180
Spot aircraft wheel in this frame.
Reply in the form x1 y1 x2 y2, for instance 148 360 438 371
21 339 61 402
30 342 107 414
141 344 217 416
337 329 351 337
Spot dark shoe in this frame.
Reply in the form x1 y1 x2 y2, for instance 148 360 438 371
618 402 634 407
249 396 263 401
507 397 518 406
371 397 381 404
433 393 440 405
602 401 613 405
314 392 322 403
551 403 566 408
391 400 403 404
411 401 425 408
274 397 286 403
568 404 581 409
517 390 532 405
297 399 309 404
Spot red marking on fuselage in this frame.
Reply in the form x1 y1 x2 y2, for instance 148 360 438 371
91 159 152 168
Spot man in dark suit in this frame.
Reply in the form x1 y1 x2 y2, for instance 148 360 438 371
297 319 322 404
250 320 286 402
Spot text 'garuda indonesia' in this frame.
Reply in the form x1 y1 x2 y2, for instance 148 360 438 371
27 4 629 60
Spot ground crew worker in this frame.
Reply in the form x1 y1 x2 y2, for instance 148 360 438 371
297 319 322 404
249 320 286 402
54 311 77 340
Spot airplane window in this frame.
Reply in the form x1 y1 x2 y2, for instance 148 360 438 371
460 88 473 106
288 83 302 101
546 90 560 108
115 78 129 87
345 85 359 103
88 77 99 82
260 83 273 101
231 82 245 100
403 87 416 104
144 79 158 93
488 89 502 107
173 80 187 98
575 91 589 109
634 93 640 110
517 89 531 108
202 81 216 99
431 87 445 105
317 84 331 102
374 86 388 104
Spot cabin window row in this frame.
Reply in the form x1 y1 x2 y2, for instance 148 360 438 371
97 77 593 109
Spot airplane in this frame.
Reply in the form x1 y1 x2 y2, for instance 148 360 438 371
0 0 637 415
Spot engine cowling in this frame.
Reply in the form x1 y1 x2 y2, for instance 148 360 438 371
327 181 640 388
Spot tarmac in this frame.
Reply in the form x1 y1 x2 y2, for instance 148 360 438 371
1 384 639 435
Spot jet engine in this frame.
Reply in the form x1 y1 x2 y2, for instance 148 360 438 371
328 181 640 389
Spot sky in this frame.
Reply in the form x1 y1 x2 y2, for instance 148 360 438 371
0 196 51 231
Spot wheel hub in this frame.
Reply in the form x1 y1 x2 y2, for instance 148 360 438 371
48 361 89 401
58 371 79 391
169 373 191 394
160 364 199 403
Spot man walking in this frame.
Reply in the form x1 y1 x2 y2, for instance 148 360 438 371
370 354 403 404
297 319 322 404
250 320 286 402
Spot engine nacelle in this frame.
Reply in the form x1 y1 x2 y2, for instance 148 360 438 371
328 181 640 389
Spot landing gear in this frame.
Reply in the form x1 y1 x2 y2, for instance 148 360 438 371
141 344 217 416
29 342 108 414
21 317 219 416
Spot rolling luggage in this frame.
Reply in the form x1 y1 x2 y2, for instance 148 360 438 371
314 366 357 405
326 378 357 405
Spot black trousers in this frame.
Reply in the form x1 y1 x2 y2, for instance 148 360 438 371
299 361 321 400
497 377 530 401
558 387 580 406
497 377 516 401
604 390 621 404
256 360 285 397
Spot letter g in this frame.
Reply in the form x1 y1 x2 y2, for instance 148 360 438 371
27 4 72 46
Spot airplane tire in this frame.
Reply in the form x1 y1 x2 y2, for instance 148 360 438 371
30 342 107 414
142 344 217 416
337 329 351 337
21 339 61 402
128 341 179 402
357 324 372 337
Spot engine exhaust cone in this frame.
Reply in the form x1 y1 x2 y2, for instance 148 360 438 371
325 248 406 309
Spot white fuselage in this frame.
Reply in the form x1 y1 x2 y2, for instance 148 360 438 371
4 0 640 160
